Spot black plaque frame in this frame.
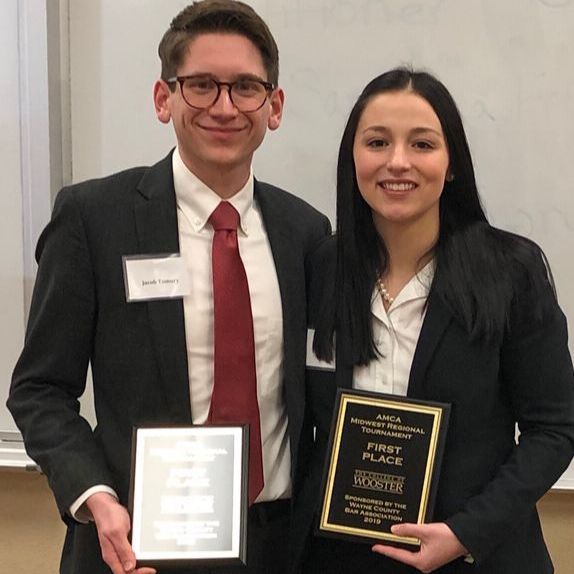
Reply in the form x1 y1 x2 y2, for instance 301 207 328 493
318 389 450 547
129 425 248 569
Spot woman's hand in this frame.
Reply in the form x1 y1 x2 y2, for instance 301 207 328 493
372 522 468 573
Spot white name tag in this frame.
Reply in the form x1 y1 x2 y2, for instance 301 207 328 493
306 328 336 371
122 254 191 302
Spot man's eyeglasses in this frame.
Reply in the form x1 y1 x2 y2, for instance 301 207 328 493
166 75 275 112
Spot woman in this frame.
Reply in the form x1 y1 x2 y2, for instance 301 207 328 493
296 68 574 573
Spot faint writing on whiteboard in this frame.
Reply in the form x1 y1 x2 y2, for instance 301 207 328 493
471 100 496 122
287 67 357 118
263 0 446 28
495 208 574 237
537 0 574 7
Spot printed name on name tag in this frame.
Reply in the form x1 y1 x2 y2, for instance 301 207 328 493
122 254 191 302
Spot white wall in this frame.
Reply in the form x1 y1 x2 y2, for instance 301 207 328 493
0 0 26 432
0 0 63 432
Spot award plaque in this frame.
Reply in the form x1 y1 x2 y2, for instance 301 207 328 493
129 425 248 568
318 389 450 547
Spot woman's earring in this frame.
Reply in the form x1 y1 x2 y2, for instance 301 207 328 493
446 172 455 182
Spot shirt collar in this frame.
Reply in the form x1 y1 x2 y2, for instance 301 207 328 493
371 259 435 321
172 147 255 235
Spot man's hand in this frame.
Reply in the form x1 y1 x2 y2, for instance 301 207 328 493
372 522 468 573
85 492 156 574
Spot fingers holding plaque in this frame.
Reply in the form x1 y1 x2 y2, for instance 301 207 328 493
318 390 450 547
129 426 248 569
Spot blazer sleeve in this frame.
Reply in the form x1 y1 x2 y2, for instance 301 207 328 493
7 186 115 518
445 277 574 563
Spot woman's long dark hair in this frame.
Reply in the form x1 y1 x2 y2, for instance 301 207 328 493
314 67 555 365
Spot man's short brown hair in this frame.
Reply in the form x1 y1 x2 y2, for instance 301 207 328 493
158 0 279 86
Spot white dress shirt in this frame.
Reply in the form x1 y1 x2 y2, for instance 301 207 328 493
353 262 434 395
173 148 290 503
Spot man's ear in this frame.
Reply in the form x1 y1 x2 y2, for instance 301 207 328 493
154 80 172 124
267 87 284 131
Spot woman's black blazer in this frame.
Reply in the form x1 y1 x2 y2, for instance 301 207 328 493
294 235 574 573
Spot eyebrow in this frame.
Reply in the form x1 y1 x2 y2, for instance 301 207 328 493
361 125 443 137
180 72 267 82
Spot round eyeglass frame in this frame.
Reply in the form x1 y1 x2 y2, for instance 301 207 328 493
166 76 275 112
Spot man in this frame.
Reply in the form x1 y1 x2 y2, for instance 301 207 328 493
7 2 330 573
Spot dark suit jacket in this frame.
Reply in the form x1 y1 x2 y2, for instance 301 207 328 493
8 152 331 574
294 236 574 574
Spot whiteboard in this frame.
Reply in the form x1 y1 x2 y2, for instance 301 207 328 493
2 0 574 488
69 0 574 340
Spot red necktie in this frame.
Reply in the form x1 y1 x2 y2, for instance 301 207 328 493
208 201 264 505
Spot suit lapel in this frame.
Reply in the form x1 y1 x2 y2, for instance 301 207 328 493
407 290 453 398
134 152 191 423
254 182 300 377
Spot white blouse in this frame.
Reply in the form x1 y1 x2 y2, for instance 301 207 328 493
353 261 435 396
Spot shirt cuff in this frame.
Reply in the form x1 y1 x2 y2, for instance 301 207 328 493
69 485 118 523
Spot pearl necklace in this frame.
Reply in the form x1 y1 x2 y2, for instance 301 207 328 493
376 276 394 306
